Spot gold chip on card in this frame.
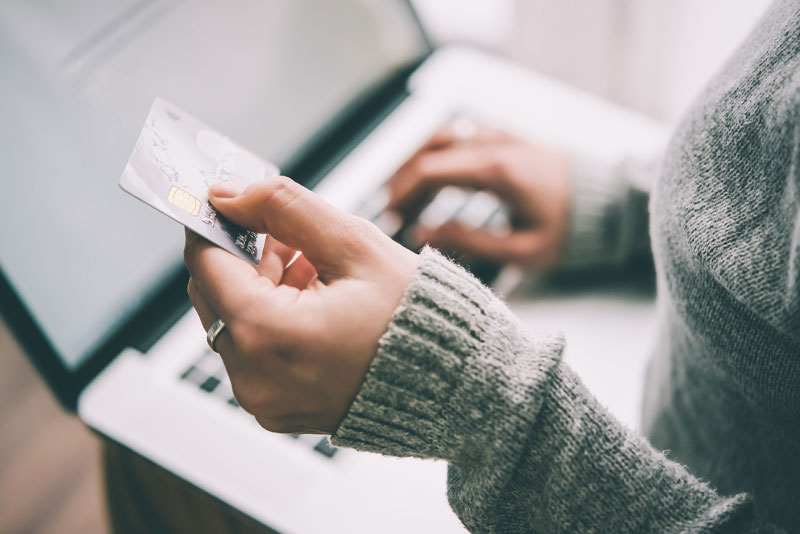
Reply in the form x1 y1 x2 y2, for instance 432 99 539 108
167 186 201 216
120 98 275 264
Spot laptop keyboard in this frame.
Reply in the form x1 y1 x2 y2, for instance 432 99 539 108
356 182 511 285
357 185 510 252
180 350 339 459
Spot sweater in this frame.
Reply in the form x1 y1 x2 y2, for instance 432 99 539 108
332 1 800 532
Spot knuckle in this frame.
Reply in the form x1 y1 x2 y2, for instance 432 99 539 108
228 380 255 412
229 310 305 365
237 385 291 424
335 216 374 255
510 238 537 263
486 150 510 178
407 155 426 176
183 240 196 271
230 379 270 413
228 318 264 361
235 393 261 416
269 334 296 364
251 176 305 231
259 402 287 422
412 153 436 179
255 417 295 434
256 176 302 207
183 234 211 276
269 321 311 363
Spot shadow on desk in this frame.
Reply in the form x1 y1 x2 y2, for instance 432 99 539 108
0 318 107 533
509 259 656 301
104 441 276 534
0 313 276 534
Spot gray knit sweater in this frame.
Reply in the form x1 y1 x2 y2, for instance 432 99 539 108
332 1 800 532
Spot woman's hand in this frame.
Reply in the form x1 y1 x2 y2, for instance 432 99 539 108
184 177 418 435
388 124 572 268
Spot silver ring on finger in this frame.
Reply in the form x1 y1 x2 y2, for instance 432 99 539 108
206 318 228 353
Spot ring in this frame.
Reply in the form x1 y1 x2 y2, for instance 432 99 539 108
206 319 228 353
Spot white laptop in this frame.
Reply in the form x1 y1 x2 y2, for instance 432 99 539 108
0 1 667 532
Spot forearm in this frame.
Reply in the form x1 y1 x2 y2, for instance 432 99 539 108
333 248 780 534
494 364 762 533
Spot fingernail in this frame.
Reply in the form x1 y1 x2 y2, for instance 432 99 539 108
209 181 246 199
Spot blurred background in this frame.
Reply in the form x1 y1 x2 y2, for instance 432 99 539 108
0 1 771 532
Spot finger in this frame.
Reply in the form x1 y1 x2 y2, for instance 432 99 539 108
423 223 552 265
415 124 460 152
388 124 508 209
257 235 296 283
280 253 318 289
208 177 370 278
187 277 215 330
387 146 511 212
184 228 264 322
187 278 234 354
417 121 510 153
254 415 326 435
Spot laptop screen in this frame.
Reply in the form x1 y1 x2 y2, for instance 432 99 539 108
0 0 428 370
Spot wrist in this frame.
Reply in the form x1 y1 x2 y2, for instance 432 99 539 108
332 247 564 461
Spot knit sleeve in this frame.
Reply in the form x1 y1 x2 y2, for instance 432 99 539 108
332 247 783 534
562 153 659 269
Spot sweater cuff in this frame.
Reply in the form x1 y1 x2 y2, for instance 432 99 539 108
332 247 564 463
563 154 626 268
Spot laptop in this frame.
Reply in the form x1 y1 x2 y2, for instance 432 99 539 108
0 1 668 532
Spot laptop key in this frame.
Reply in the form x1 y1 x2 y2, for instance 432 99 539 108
483 207 511 235
180 365 197 380
199 376 221 393
415 186 471 229
181 365 209 386
313 438 338 458
455 190 503 230
195 351 225 375
356 187 390 221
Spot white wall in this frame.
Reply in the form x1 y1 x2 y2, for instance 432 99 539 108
411 0 516 51
413 0 772 123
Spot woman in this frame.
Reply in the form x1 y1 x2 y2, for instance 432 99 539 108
184 1 800 531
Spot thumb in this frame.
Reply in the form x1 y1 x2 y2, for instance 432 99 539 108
209 177 365 278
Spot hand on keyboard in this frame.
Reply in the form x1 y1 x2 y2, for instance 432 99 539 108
387 122 571 268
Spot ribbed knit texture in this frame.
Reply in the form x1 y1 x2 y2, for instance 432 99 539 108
565 154 657 268
334 1 800 532
335 249 774 533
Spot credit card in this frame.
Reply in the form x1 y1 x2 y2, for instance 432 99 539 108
119 97 279 265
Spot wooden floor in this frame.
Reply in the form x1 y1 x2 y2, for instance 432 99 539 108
0 317 108 533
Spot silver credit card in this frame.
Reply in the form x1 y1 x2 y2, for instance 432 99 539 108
120 97 279 265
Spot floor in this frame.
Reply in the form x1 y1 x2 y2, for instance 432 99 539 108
0 317 108 534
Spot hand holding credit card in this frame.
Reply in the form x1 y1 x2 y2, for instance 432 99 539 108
120 98 279 265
